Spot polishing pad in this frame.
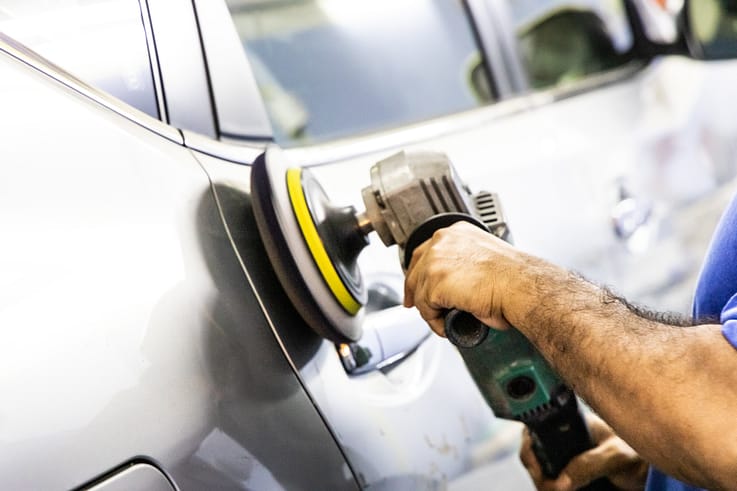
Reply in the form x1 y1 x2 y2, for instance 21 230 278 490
251 147 366 342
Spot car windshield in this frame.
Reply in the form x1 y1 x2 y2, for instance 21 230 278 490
226 0 492 146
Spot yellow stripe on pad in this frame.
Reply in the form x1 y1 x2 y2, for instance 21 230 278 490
286 168 361 316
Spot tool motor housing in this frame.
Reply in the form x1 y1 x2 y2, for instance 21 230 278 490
361 151 509 259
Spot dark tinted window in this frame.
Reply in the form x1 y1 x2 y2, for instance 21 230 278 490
0 1 158 118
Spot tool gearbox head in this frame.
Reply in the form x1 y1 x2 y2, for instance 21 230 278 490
362 150 509 266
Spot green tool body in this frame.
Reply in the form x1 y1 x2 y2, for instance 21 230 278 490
459 326 601 479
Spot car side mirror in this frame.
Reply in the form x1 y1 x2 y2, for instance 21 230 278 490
683 0 737 59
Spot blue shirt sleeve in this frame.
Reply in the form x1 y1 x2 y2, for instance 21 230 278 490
692 193 737 320
646 467 705 491
720 292 737 349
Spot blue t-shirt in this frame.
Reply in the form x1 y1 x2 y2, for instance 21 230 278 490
645 194 737 490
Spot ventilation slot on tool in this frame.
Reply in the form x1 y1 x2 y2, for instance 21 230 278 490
519 402 553 423
474 191 509 241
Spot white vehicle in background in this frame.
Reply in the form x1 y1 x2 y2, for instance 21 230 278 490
1 0 736 489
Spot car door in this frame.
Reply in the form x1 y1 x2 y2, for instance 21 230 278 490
0 25 355 491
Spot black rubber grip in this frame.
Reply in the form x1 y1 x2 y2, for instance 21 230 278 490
402 213 489 269
525 387 618 490
404 214 492 350
444 309 488 348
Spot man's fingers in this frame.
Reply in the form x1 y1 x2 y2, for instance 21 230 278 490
557 438 627 489
412 292 446 337
558 450 601 489
404 240 449 334
519 429 545 486
403 241 430 307
519 427 599 491
585 414 615 443
520 414 646 491
428 318 446 337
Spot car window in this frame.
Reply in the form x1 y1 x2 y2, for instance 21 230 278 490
0 0 159 118
225 0 494 147
507 0 634 89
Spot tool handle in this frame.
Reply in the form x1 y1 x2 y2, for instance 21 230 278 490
531 425 617 491
404 214 492 348
444 309 489 348
446 317 617 490
526 388 618 490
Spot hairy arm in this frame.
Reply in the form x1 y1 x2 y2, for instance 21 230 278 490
404 222 737 490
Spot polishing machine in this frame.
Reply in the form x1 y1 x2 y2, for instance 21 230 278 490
251 147 615 489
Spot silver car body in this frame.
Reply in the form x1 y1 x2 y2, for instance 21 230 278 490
2 0 737 489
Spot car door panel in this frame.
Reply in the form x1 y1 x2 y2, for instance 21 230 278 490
0 44 355 490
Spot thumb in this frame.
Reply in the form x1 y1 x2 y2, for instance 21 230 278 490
545 472 575 491
554 442 618 489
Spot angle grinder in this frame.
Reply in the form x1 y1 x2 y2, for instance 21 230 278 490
251 147 615 489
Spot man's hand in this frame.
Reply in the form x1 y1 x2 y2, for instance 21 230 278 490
403 221 524 336
519 413 648 491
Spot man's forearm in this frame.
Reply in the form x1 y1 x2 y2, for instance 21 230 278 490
506 255 737 489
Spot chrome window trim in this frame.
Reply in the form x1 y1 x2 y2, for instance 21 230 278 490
537 60 647 104
0 33 182 145
191 0 273 140
182 129 264 164
191 100 522 166
147 0 216 137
